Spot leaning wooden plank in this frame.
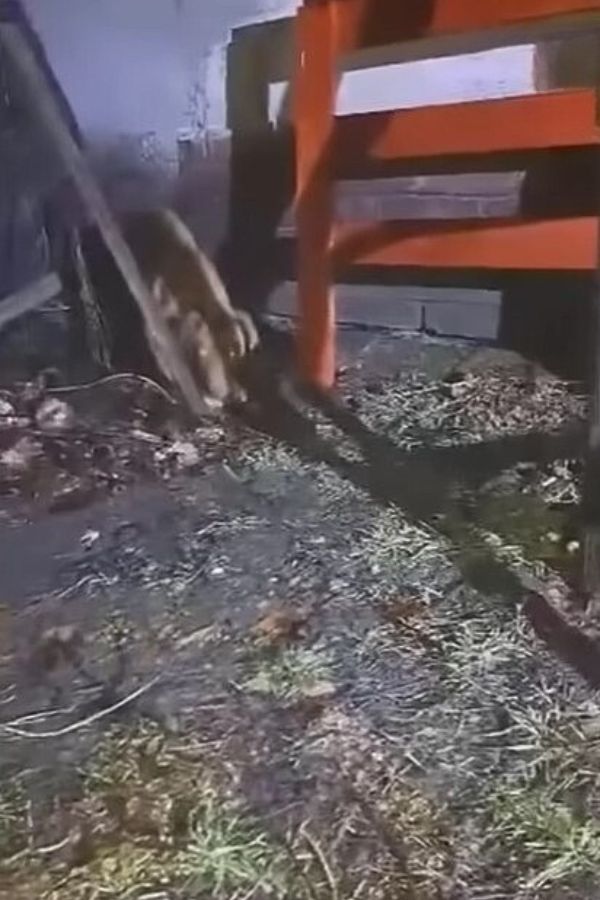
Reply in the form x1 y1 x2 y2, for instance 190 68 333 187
327 0 600 54
0 22 209 418
0 272 62 332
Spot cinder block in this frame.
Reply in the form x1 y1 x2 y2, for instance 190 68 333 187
267 282 423 331
423 292 501 340
268 283 501 342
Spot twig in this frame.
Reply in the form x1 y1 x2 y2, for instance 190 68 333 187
6 704 77 727
49 372 177 406
0 675 160 739
299 821 339 900
0 686 16 706
25 797 34 849
35 834 72 856
54 574 98 600
349 878 367 900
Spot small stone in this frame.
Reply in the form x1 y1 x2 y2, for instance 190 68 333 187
80 529 100 550
131 428 162 445
303 680 337 699
170 440 200 469
35 396 75 432
0 436 42 474
176 625 219 650
0 398 15 418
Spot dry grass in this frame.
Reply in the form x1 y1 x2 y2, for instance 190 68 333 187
1 354 597 900
0 722 305 900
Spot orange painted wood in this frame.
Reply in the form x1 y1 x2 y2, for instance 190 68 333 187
317 0 600 53
333 90 600 174
295 4 336 388
333 217 599 270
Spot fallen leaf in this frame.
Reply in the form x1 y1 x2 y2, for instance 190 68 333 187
252 608 307 645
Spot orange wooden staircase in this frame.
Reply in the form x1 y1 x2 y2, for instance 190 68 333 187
294 0 600 388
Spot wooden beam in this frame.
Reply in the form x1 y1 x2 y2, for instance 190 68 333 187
0 22 209 418
319 0 600 54
230 9 600 82
295 4 336 388
333 217 599 270
334 90 600 177
0 272 62 332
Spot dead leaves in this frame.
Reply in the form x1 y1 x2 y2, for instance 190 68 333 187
251 607 308 647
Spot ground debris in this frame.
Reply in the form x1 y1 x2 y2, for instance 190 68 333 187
1 341 599 899
0 372 234 513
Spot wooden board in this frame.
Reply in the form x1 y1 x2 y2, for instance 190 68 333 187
334 90 600 176
312 0 600 54
333 216 599 270
295 2 336 387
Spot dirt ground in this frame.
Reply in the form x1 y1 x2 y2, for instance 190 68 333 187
1 327 600 900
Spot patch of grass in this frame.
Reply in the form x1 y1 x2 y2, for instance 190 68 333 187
362 510 445 572
441 617 532 686
65 844 176 900
177 789 290 897
490 784 600 892
244 647 335 701
85 722 176 796
479 491 565 550
360 510 454 591
239 440 306 474
313 461 366 505
478 696 600 893
381 778 455 896
44 722 300 900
